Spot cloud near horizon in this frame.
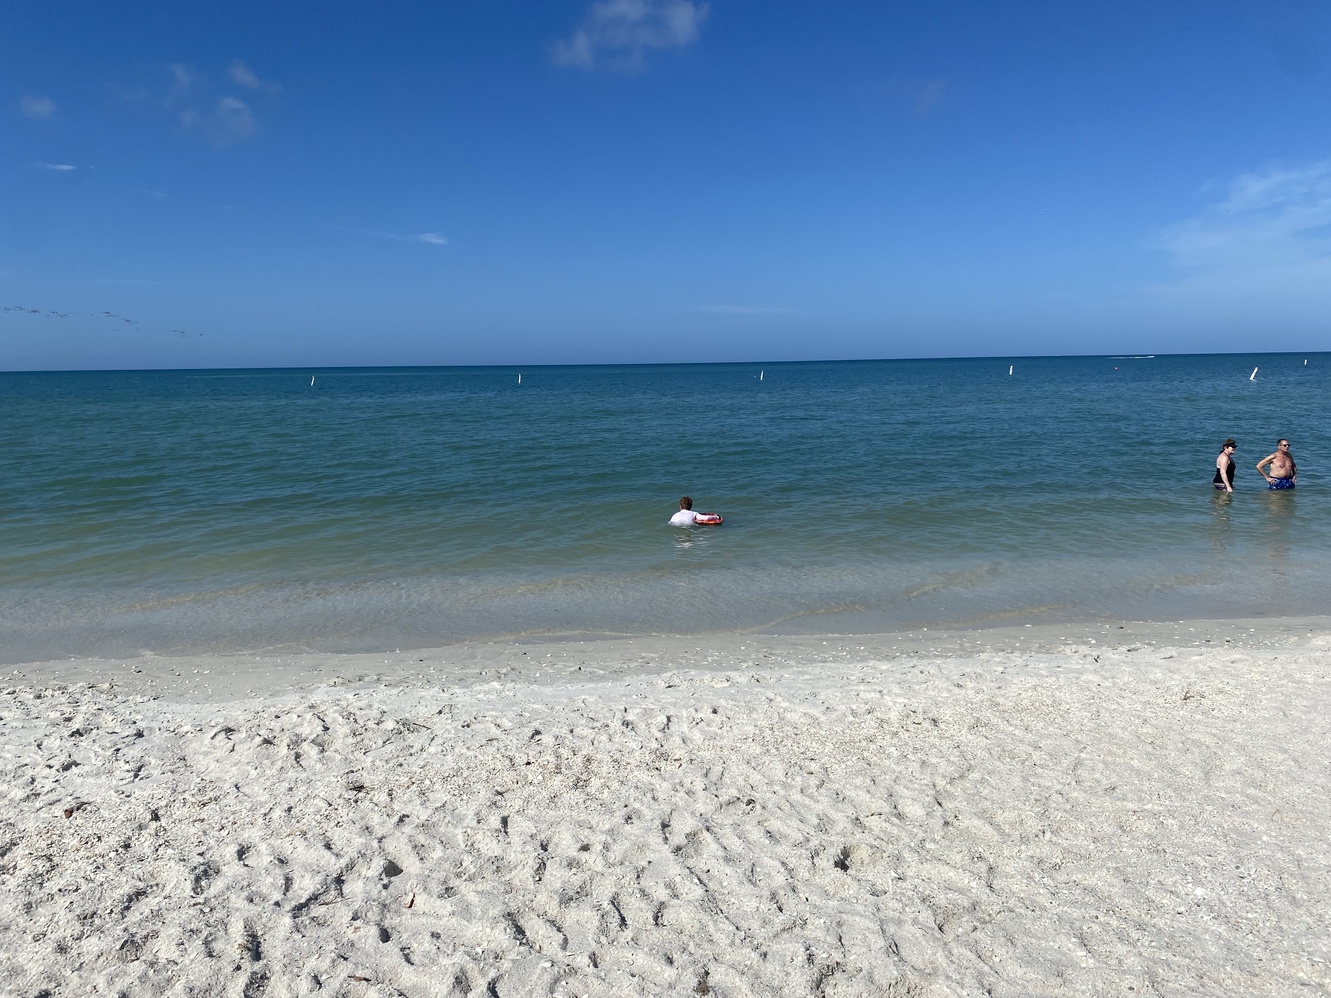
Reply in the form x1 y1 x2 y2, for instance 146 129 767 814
1148 160 1331 322
553 0 708 72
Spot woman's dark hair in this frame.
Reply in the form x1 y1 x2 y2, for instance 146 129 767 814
679 496 693 509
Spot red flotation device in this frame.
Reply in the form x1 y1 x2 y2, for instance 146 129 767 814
694 513 723 525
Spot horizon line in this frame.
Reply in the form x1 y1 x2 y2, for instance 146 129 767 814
1 349 1325 376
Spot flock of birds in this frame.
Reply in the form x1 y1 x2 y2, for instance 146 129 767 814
3 304 200 338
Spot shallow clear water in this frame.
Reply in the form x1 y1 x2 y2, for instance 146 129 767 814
2 355 1327 661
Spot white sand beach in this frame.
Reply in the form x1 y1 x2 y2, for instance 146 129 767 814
3 618 1330 997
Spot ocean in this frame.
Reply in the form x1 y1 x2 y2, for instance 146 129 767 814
2 354 1327 663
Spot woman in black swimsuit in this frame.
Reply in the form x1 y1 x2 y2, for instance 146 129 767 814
1213 438 1237 492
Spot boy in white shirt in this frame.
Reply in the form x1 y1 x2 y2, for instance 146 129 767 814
669 496 721 526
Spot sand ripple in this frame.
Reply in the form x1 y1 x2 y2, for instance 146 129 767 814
2 630 1330 996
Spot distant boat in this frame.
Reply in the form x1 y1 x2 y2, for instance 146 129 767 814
518 372 522 385
1009 365 1013 376
760 370 764 381
310 376 315 386
1250 367 1259 381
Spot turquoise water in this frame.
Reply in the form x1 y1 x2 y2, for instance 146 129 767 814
2 355 1328 662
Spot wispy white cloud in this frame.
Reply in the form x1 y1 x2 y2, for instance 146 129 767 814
35 162 77 172
228 59 280 92
334 225 449 246
228 60 261 89
880 77 948 116
553 0 708 72
182 96 256 147
134 61 278 146
1161 161 1331 267
698 305 800 316
20 95 56 120
913 79 947 115
215 96 255 142
167 63 197 104
1146 160 1331 321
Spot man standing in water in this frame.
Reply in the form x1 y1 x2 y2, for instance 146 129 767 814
1256 439 1297 489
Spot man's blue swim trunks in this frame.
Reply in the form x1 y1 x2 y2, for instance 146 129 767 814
1268 478 1295 490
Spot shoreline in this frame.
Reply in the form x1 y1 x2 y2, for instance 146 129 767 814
4 617 1330 995
6 614 1330 702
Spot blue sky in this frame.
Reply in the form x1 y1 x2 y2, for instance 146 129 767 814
4 0 1331 370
